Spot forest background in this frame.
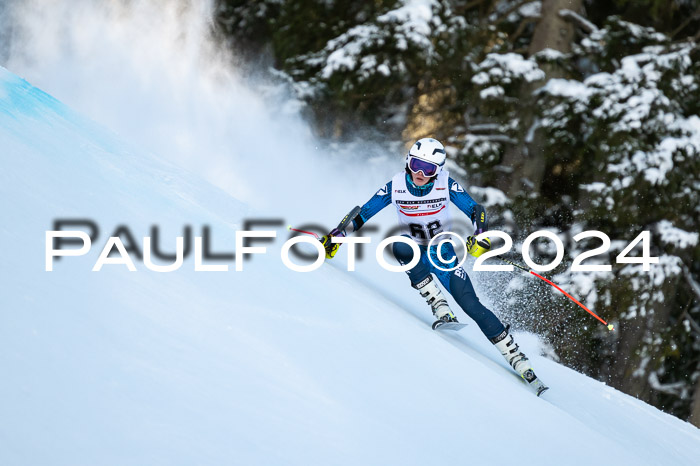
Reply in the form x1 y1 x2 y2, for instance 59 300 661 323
214 0 700 425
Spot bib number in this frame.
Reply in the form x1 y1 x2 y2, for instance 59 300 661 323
409 221 443 239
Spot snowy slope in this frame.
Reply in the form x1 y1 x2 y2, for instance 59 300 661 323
2 68 700 466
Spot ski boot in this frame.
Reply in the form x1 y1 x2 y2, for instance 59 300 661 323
490 325 549 396
412 275 457 329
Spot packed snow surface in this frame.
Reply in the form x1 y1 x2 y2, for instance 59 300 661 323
2 68 700 466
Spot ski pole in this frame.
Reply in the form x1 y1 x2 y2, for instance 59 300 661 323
496 256 614 331
288 206 361 241
289 226 614 331
288 227 320 240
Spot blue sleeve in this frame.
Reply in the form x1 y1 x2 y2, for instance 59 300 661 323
351 180 392 231
449 177 479 221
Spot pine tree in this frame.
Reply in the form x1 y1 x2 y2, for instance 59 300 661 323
214 0 700 425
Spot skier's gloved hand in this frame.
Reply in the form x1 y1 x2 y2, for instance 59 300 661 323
466 234 491 258
320 228 344 259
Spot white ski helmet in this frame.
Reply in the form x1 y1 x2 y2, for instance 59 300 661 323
405 137 446 178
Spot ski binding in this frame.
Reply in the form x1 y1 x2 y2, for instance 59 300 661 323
522 369 549 396
432 320 468 331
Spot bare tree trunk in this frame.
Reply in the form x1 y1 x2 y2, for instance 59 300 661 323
529 0 581 55
691 365 700 427
403 79 459 145
495 0 582 197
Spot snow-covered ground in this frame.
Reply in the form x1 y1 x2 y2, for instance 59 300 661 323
2 1 700 463
2 64 700 465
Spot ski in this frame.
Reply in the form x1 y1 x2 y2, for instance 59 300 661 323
432 320 468 331
521 369 549 396
432 319 549 395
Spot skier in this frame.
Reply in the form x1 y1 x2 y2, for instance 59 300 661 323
320 137 547 394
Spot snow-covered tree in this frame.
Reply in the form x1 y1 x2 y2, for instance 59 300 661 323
215 0 700 425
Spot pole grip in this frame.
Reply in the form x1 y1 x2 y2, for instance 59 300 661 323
335 205 361 232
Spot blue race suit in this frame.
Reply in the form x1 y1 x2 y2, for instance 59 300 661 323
350 173 505 339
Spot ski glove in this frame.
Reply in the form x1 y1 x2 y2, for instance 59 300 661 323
466 234 491 258
320 228 343 259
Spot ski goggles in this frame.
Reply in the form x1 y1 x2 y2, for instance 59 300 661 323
407 156 440 177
